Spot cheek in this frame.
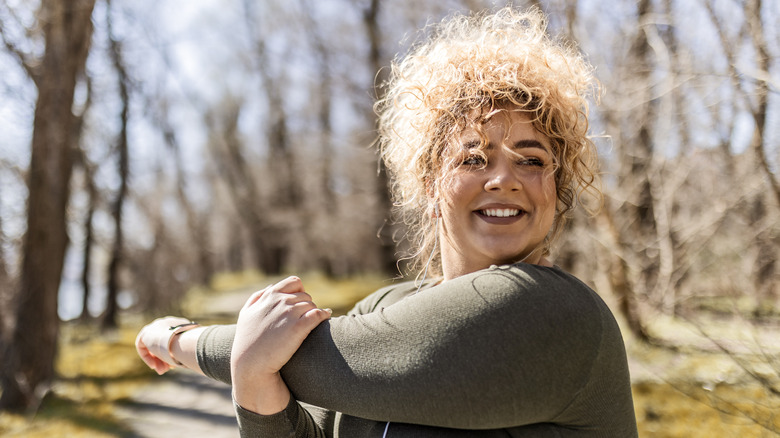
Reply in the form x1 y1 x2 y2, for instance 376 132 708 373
444 173 480 203
527 171 556 198
537 175 557 217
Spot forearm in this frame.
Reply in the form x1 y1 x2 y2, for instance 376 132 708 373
235 396 328 438
233 373 290 415
197 324 236 384
169 326 208 375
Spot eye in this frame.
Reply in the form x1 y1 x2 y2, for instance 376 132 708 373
517 157 546 168
461 154 486 167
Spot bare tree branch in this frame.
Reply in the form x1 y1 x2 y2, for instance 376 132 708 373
0 3 38 82
703 0 780 207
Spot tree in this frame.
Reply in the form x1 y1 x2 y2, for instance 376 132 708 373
704 0 778 305
156 99 215 286
78 156 98 321
0 0 97 412
102 0 131 329
74 103 98 322
363 0 399 275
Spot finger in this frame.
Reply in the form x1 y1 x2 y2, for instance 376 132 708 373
155 362 172 375
300 307 332 327
280 291 315 306
289 300 320 317
138 344 171 374
137 344 156 367
135 327 146 350
135 328 159 367
243 285 272 309
273 276 304 294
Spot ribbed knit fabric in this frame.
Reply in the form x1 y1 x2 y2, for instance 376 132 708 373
197 263 638 437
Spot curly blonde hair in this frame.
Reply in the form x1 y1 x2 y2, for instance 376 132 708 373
377 6 601 276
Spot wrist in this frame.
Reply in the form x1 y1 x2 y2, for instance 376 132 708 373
166 321 200 367
233 372 291 415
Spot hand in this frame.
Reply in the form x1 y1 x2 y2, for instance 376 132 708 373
231 276 332 414
135 316 192 375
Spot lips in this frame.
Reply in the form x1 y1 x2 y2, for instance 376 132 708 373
475 206 526 224
479 208 520 217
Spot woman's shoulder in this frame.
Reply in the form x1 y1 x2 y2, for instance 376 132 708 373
457 263 597 300
490 263 627 360
448 263 618 334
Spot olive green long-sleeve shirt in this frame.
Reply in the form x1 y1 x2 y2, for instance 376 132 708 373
197 264 638 437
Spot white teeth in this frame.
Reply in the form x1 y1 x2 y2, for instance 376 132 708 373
482 209 520 217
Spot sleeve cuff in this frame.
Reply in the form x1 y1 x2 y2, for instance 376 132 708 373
196 325 236 385
234 394 299 437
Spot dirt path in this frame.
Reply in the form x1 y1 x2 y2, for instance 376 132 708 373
117 371 237 438
118 290 251 437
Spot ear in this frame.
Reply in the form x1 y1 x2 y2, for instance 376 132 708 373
425 179 439 218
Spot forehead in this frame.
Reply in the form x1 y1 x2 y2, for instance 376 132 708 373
454 108 551 150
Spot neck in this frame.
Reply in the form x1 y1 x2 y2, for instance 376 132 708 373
440 244 551 281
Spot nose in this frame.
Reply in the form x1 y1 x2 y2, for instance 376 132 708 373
484 155 522 192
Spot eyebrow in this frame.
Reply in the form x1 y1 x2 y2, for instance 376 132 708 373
462 139 549 151
514 139 549 150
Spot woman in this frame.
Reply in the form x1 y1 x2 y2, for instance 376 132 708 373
137 7 638 437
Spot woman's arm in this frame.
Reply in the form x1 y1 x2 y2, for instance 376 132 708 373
234 396 328 438
230 277 331 415
136 277 334 437
198 264 626 430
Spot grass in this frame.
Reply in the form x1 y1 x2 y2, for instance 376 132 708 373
0 322 150 437
1 270 779 437
628 316 780 437
633 381 780 437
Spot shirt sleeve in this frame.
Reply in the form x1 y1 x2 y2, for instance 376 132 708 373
199 330 335 437
233 395 330 438
198 264 628 430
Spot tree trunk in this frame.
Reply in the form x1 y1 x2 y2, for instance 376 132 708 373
0 183 7 292
745 0 780 208
206 101 286 275
0 0 96 412
600 206 650 343
165 124 214 286
74 84 95 322
80 166 97 321
102 0 130 329
363 0 397 275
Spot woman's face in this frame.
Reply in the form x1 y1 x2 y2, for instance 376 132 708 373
437 110 556 280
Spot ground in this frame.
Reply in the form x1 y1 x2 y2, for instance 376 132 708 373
116 372 237 438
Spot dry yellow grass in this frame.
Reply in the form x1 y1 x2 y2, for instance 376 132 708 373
633 381 780 437
628 316 780 438
0 322 151 437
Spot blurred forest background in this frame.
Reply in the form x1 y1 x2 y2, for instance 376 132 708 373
0 0 778 432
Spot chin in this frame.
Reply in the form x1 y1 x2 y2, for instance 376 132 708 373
483 254 528 266
488 248 541 266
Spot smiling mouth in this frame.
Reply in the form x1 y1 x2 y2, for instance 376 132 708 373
478 208 522 218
